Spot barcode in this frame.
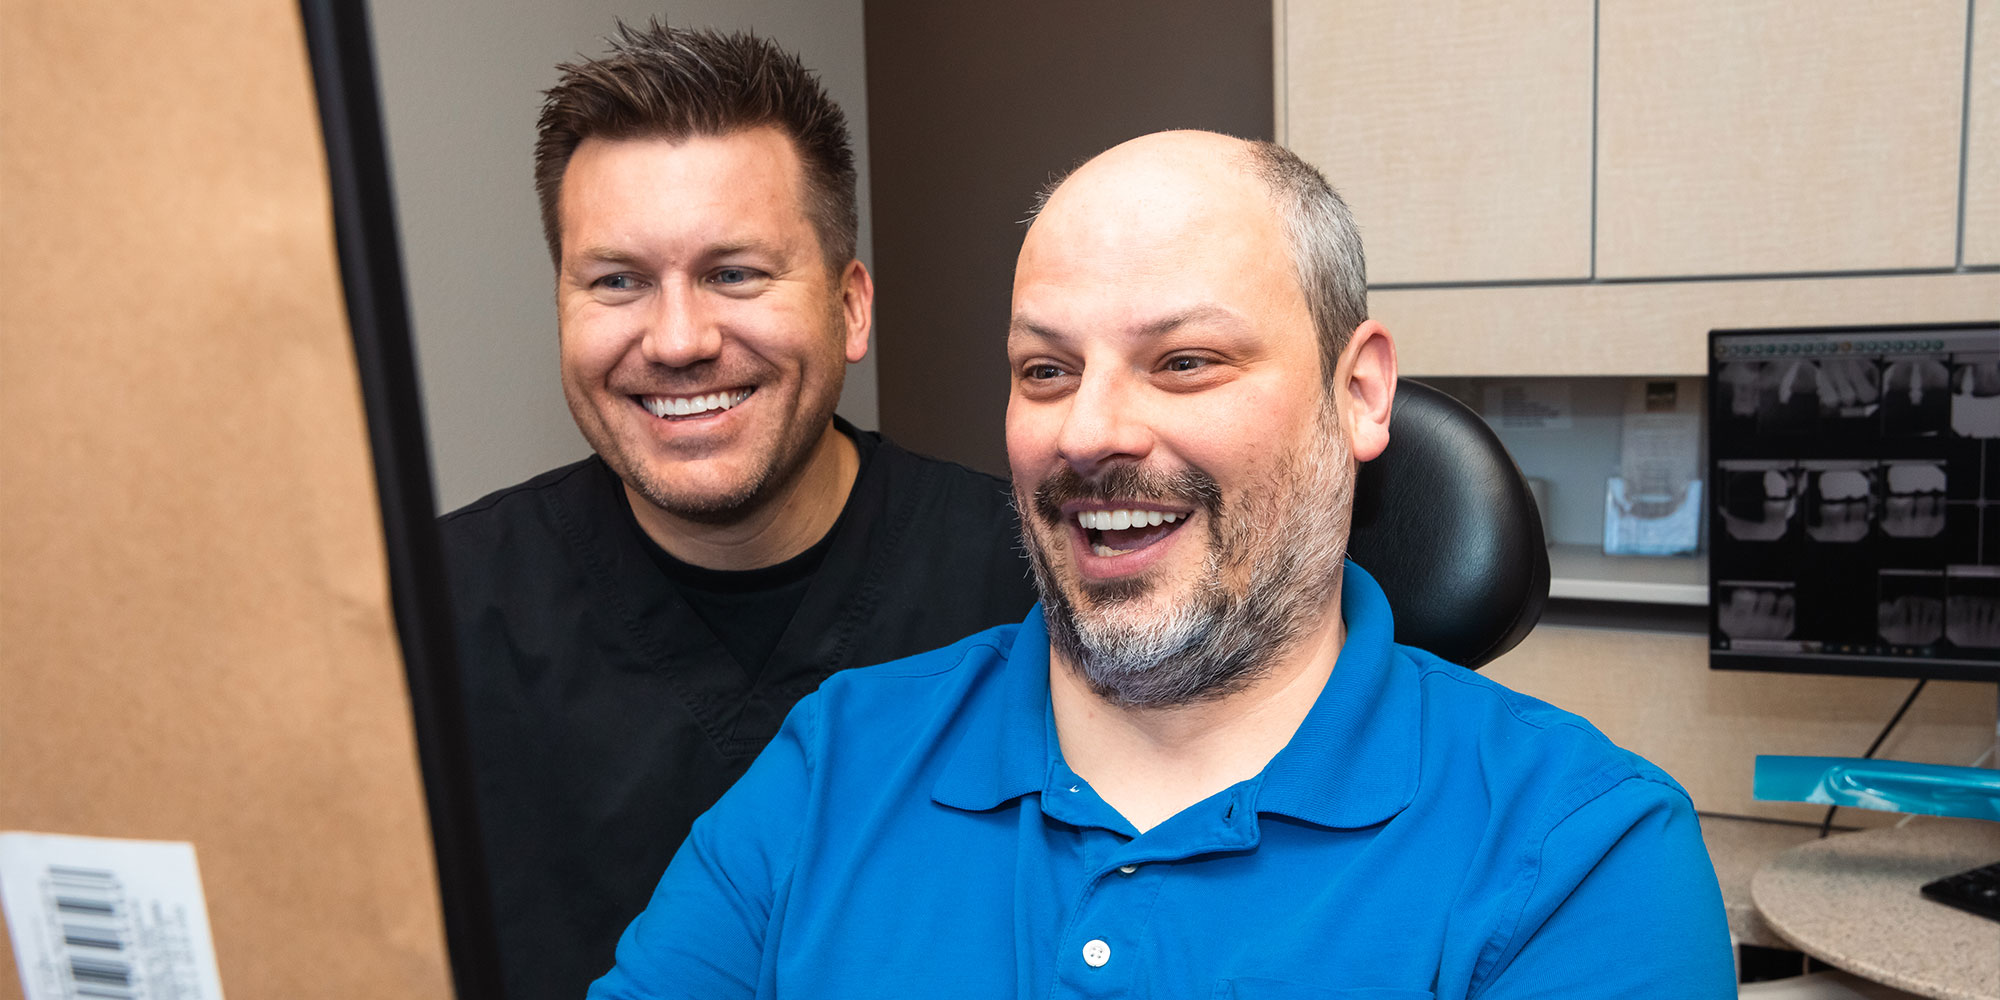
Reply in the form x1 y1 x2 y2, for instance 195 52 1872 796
44 864 140 999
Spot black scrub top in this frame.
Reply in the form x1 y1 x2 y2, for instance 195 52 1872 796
439 420 1038 1000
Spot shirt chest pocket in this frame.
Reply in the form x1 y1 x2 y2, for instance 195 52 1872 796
1215 981 1435 1000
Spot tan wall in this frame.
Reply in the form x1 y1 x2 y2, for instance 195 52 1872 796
0 0 452 996
1483 628 1997 824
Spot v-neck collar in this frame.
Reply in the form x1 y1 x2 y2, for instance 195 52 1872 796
551 417 902 758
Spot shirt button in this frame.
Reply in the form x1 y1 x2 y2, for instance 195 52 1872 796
1081 939 1111 967
1117 864 1137 875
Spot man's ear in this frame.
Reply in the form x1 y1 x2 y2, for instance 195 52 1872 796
1338 320 1397 463
840 259 874 363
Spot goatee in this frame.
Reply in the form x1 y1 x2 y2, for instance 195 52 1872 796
1018 412 1354 707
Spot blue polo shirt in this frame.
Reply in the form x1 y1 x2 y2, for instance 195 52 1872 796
590 562 1734 999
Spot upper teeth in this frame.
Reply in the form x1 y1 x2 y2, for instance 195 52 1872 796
1076 509 1180 530
643 390 750 417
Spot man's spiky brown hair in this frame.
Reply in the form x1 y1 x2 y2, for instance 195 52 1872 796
532 20 858 271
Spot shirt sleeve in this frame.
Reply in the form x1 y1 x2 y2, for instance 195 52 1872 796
1473 776 1737 1000
585 694 819 1000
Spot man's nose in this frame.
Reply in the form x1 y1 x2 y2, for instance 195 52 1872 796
1055 371 1153 477
639 284 723 367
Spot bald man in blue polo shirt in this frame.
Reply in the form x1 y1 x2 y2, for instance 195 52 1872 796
589 131 1735 999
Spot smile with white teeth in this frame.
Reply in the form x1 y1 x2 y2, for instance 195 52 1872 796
1074 507 1188 558
641 389 752 418
1075 509 1181 530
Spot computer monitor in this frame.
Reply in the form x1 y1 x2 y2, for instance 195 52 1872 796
1708 321 2000 681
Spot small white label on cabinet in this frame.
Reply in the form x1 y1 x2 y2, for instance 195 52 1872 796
1482 380 1574 430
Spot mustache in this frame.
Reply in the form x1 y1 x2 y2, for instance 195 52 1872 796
1030 464 1224 526
609 357 772 395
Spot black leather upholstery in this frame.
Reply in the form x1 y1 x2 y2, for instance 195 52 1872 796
1347 379 1549 669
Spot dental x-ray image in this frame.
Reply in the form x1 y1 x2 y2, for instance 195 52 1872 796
1946 568 2000 649
1717 582 1796 642
1881 462 1947 538
1877 570 1946 646
1719 462 1798 543
1709 324 2000 680
1802 463 1875 543
1951 357 2000 439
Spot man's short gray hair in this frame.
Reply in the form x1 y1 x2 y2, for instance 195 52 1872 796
1028 138 1368 392
1242 141 1368 392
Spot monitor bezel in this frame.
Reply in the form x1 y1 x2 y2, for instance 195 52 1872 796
1705 319 2000 683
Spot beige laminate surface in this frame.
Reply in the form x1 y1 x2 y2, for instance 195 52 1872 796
1597 0 1966 278
1480 626 1997 824
1282 0 1593 284
1753 820 2000 1000
1965 0 2000 268
1378 271 2000 377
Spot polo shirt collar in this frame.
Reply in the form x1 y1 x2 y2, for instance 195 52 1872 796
931 561 1421 830
931 605 1055 811
1251 560 1420 830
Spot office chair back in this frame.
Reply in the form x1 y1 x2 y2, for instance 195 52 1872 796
1348 379 1550 669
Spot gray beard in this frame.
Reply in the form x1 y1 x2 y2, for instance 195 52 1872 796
1023 416 1355 708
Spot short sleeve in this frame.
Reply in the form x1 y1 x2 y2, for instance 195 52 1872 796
1474 776 1736 1000
585 694 820 1000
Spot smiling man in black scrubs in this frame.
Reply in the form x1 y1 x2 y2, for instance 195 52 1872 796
437 22 1036 1000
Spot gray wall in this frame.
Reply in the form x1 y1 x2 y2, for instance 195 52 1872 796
863 1 1275 476
367 0 877 512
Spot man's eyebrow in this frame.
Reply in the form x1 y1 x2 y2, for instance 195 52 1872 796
1008 317 1071 344
1009 305 1244 343
568 239 790 269
1134 305 1243 337
569 245 649 270
706 238 786 259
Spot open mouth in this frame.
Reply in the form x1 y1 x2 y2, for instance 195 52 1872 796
1073 507 1190 557
638 388 753 420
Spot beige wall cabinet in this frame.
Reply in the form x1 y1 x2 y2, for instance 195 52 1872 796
1278 0 1996 377
1596 0 1967 279
1378 271 2000 376
1282 0 1595 285
1965 2 2000 267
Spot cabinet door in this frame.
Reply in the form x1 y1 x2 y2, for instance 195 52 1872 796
1282 0 1594 285
1597 0 1966 278
1964 1 2000 267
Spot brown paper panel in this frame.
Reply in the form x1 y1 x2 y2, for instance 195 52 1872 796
0 0 452 996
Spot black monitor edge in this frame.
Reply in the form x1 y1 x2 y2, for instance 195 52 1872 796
295 1 503 994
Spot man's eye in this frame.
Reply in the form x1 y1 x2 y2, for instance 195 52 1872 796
712 267 753 285
595 274 640 291
1026 364 1068 380
1164 356 1208 372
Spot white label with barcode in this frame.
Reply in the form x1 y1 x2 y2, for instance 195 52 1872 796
0 832 226 1000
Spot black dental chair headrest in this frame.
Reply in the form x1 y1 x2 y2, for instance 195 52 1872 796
1347 379 1550 669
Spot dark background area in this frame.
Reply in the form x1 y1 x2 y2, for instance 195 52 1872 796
864 0 1275 475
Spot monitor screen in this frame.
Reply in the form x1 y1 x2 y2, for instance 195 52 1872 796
1708 321 2000 681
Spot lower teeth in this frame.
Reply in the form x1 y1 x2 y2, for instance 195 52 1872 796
1091 543 1133 557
